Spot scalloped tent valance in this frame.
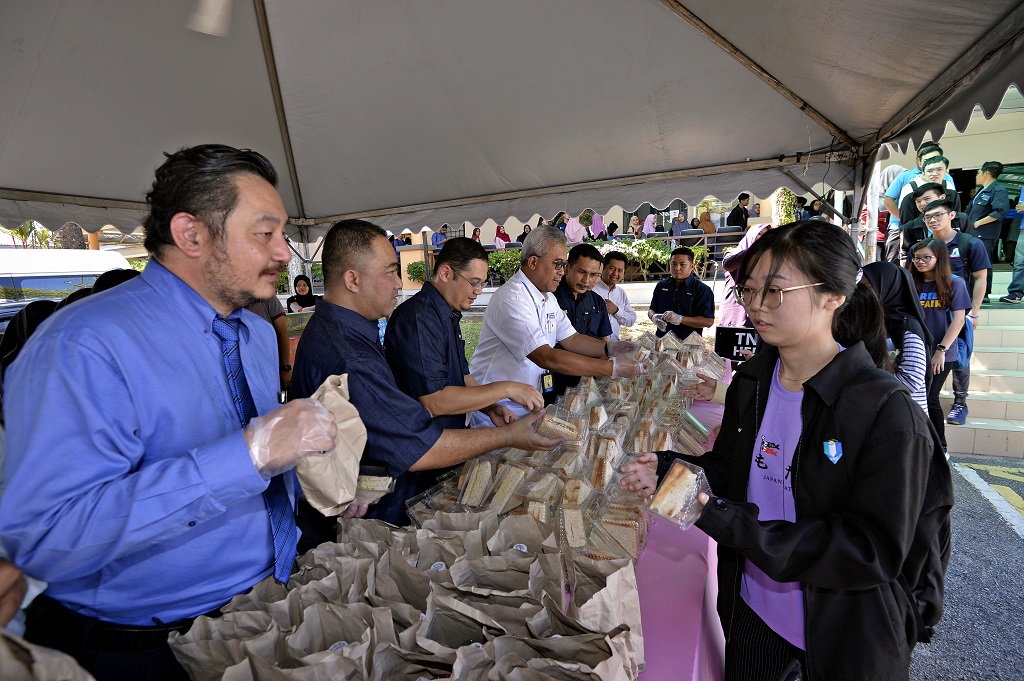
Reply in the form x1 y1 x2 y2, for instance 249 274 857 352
1 0 1022 241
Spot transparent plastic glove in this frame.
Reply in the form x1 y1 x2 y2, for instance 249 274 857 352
651 314 668 332
605 339 640 357
612 355 648 378
245 398 338 479
662 311 683 325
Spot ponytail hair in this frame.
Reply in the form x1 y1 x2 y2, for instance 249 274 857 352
832 279 891 370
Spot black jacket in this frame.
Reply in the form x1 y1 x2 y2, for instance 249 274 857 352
668 343 953 680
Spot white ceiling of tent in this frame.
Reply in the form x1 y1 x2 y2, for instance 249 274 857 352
0 0 1022 234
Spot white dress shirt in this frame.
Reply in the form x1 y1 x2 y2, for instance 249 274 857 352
469 269 576 425
593 278 637 340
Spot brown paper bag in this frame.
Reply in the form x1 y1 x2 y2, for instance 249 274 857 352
448 555 535 597
222 652 362 681
0 630 96 681
297 374 366 516
450 641 494 681
376 547 431 612
420 594 506 650
490 634 629 681
221 575 289 616
370 641 452 681
422 511 499 560
339 519 420 557
485 515 558 557
169 610 286 681
568 557 644 673
415 529 466 570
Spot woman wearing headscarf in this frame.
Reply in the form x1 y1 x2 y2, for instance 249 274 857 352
494 225 512 246
853 261 931 412
286 274 319 312
697 211 716 234
641 215 657 238
564 216 588 245
515 225 530 244
589 213 607 240
718 224 772 328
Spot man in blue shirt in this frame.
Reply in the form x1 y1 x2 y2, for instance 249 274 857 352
966 161 1011 298
384 238 543 432
289 220 558 529
0 145 337 681
552 243 613 397
648 247 716 339
431 224 448 249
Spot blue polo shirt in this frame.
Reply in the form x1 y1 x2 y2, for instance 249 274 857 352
553 279 612 340
384 282 470 431
289 300 443 525
649 274 715 339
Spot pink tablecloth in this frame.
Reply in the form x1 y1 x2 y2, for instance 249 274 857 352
637 399 726 681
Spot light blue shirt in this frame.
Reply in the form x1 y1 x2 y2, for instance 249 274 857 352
0 260 285 625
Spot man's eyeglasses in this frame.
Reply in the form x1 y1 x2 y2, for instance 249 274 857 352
537 256 568 271
733 282 824 309
911 255 935 264
922 211 951 224
452 270 485 292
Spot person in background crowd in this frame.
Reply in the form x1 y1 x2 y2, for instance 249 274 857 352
909 238 971 451
641 214 657 238
966 161 1011 298
431 224 448 249
916 199 989 427
883 143 953 244
606 221 620 238
899 182 972 264
564 215 588 245
551 243 612 397
245 294 293 390
794 196 809 220
590 213 608 240
718 224 772 328
896 156 961 227
726 193 750 227
690 217 702 229
622 220 953 681
999 198 1024 304
494 225 512 248
515 224 530 244
471 226 482 243
403 234 413 245
468 226 646 426
593 250 637 340
856 262 931 413
0 144 338 681
286 274 319 312
697 211 716 234
289 220 559 529
648 247 715 339
551 211 568 231
627 215 643 237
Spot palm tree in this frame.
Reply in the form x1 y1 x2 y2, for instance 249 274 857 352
0 220 40 248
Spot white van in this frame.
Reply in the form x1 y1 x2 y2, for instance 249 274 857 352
0 249 133 303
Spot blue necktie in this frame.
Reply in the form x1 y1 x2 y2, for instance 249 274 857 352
213 316 297 584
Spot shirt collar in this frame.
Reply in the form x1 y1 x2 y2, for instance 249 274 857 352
140 259 250 337
421 281 462 321
514 269 547 305
314 298 381 344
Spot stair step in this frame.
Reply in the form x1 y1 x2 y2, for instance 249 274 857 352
944 369 1024 393
944 418 1024 459
974 326 1024 346
940 392 1024 421
970 346 1024 371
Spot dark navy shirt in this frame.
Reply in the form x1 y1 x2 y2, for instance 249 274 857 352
967 182 1010 240
649 274 715 339
384 282 470 431
289 300 443 525
551 279 612 397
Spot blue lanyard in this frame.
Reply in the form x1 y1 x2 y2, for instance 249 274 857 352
522 281 545 325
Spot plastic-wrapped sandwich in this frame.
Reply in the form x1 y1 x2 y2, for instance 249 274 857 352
647 460 711 529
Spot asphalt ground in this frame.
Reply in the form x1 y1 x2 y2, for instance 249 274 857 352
909 456 1024 680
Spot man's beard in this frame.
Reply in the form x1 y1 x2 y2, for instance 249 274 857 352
206 247 284 312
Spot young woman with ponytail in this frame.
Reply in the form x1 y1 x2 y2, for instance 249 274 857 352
621 220 952 681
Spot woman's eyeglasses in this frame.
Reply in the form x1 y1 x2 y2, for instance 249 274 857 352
911 255 935 264
732 282 824 309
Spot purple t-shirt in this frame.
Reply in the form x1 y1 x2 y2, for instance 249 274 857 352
919 277 971 363
740 360 805 649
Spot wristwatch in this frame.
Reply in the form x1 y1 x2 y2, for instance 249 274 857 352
935 344 947 352
280 364 292 372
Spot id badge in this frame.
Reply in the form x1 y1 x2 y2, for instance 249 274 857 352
541 372 554 393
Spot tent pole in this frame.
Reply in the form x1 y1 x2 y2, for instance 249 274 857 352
658 0 859 151
779 168 853 225
253 0 306 218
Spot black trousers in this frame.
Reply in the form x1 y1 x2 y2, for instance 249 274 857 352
926 363 954 449
725 596 806 681
25 596 193 681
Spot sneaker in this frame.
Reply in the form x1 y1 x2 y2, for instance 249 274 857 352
983 295 991 304
999 294 1023 304
946 403 968 426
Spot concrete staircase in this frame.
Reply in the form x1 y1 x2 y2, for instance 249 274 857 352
942 267 1024 458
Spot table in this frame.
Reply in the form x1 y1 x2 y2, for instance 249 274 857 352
636 398 726 680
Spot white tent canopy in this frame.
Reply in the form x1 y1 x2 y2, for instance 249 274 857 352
1 0 1022 240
